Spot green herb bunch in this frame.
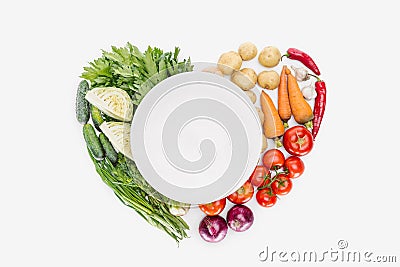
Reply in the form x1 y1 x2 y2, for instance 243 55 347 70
79 43 193 243
81 42 193 105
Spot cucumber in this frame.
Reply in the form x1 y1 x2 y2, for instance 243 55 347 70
76 80 90 124
99 121 133 160
102 113 115 122
83 124 104 160
99 133 118 164
91 105 104 131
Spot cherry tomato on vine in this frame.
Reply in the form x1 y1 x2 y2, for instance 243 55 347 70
199 198 226 216
271 174 293 196
259 178 272 189
256 188 277 208
249 165 269 187
284 156 305 179
227 180 254 204
283 126 313 156
262 149 285 170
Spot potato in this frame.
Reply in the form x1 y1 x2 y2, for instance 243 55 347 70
257 70 280 90
256 107 264 124
261 134 268 153
245 90 256 103
231 68 257 91
217 51 242 75
238 42 257 61
258 46 281 68
202 66 223 76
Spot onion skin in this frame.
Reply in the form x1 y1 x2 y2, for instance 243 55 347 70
198 215 228 243
226 205 254 232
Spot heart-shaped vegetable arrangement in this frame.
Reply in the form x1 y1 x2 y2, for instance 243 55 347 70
75 42 326 244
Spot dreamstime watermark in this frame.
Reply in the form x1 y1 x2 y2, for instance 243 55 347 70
258 240 397 263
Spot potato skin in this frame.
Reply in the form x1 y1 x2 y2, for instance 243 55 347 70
238 42 258 61
258 46 281 68
245 90 256 103
218 51 243 75
231 68 257 91
261 134 268 153
258 70 280 90
256 107 264 124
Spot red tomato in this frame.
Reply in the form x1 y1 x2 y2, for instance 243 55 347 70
227 181 254 204
283 126 313 156
256 188 277 208
284 156 305 179
199 198 226 216
271 174 293 196
249 165 269 187
262 149 285 170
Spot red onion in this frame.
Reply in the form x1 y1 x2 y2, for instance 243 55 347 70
226 204 254 232
198 215 228 243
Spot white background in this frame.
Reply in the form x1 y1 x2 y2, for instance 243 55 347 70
1 0 400 266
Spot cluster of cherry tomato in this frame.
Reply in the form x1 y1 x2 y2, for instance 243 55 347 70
252 150 302 207
255 125 313 207
198 125 314 215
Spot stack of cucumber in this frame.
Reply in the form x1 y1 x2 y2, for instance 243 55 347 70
75 43 193 243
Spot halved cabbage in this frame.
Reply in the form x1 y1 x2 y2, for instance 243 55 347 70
85 87 133 121
99 121 133 160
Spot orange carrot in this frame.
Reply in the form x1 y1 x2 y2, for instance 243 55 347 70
287 72 314 124
260 91 285 146
278 66 291 125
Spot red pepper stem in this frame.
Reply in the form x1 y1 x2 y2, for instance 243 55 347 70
280 54 289 61
308 73 321 81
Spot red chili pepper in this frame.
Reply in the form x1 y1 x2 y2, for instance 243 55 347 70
282 48 320 76
308 74 326 140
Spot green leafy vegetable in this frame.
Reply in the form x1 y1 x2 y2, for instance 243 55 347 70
80 43 193 243
81 43 193 105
